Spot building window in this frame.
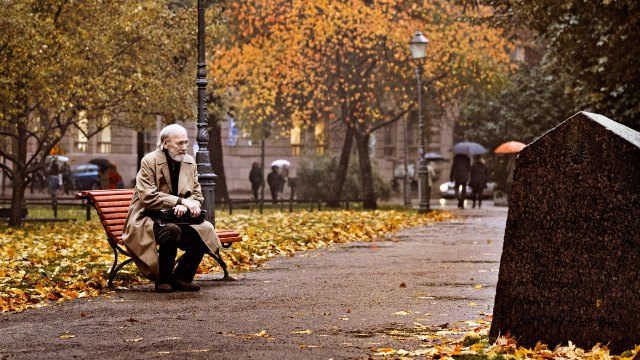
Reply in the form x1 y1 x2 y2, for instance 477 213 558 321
97 116 112 153
314 121 326 156
290 126 301 156
75 111 88 152
382 123 395 157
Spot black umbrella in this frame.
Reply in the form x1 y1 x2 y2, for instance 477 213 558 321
89 158 112 169
451 142 487 156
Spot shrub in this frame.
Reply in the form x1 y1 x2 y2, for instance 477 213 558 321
296 152 390 202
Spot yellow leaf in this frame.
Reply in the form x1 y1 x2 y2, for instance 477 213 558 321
393 310 411 316
253 330 268 337
371 348 396 355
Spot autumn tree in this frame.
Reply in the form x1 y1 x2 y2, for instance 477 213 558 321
479 0 640 130
211 0 513 209
0 0 198 226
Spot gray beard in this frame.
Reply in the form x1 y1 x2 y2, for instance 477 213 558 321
168 149 185 162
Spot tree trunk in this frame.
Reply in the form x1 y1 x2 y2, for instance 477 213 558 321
9 176 27 227
354 130 377 210
327 124 354 207
9 123 28 227
208 117 229 203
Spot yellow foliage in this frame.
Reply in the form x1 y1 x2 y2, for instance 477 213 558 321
1 210 452 313
370 321 639 359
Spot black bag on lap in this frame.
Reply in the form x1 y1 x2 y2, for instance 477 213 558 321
144 208 206 225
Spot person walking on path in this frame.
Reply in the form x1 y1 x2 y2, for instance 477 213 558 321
469 155 489 208
450 154 471 209
47 159 61 195
122 124 222 293
267 165 284 203
60 162 72 194
249 161 263 200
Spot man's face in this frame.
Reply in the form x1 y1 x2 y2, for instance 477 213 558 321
164 132 189 162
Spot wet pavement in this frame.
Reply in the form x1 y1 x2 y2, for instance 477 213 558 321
0 200 508 359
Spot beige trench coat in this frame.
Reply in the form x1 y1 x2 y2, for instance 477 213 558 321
122 149 221 281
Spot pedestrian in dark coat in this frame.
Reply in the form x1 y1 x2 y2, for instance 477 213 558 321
266 165 284 203
450 154 471 208
249 162 263 200
469 155 489 208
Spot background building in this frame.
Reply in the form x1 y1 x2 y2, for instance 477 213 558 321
37 110 452 200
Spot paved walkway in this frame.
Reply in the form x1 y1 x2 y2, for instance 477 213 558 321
0 201 508 359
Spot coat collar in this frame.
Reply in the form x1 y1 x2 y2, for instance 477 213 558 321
153 149 195 195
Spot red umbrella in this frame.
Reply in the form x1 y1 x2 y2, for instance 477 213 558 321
494 141 526 154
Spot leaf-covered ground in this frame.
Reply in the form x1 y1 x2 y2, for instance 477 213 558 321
0 209 452 313
2 209 637 359
366 316 639 359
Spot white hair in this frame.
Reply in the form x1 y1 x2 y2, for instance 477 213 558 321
157 124 188 149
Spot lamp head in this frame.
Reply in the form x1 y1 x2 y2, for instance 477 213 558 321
409 31 429 62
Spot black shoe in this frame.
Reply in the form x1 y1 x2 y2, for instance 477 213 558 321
171 279 200 292
155 283 173 293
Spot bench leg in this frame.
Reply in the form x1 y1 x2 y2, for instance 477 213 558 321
107 245 134 289
108 258 134 289
206 248 235 281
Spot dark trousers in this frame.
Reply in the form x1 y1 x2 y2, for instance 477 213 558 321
471 188 484 208
454 181 467 208
153 222 207 284
251 183 261 200
269 187 278 203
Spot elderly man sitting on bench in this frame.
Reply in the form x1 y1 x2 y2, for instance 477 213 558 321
122 124 221 293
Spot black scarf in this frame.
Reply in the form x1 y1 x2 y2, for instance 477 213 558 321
163 149 181 196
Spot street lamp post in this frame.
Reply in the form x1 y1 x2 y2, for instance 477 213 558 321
409 31 430 214
195 0 217 225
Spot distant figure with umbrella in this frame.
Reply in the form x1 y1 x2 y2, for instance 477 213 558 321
494 141 526 201
93 159 122 190
450 141 487 209
450 154 471 209
469 155 489 208
267 165 285 203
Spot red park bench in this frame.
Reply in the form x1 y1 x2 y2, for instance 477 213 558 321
75 189 242 288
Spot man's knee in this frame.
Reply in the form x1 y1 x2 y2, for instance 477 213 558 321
155 223 182 246
164 223 181 236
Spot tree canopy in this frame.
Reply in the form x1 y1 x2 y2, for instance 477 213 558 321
210 0 514 207
466 0 640 135
0 0 200 225
211 0 513 138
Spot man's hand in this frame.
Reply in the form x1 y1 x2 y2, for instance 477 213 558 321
175 198 201 218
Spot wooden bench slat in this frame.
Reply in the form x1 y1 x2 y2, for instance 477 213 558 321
103 218 126 226
78 189 135 197
94 201 132 209
92 194 135 201
101 212 129 220
97 206 132 215
105 224 125 234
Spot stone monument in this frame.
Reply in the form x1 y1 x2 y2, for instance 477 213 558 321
490 112 640 353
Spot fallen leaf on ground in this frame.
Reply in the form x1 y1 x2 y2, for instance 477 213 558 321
393 310 411 316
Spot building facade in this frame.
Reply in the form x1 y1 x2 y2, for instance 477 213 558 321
44 110 453 199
